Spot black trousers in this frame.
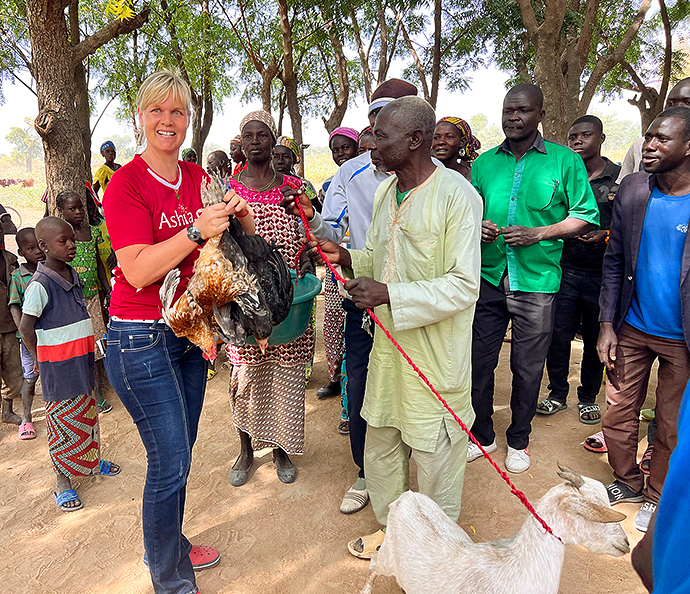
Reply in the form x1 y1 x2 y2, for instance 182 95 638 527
471 276 556 450
343 299 374 479
545 269 604 405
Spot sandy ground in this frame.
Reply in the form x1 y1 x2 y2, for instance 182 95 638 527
0 290 654 594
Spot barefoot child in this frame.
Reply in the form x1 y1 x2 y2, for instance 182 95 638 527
20 217 120 512
56 190 112 413
0 224 25 432
9 228 45 439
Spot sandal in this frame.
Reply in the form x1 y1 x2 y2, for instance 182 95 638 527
97 398 113 414
18 422 36 440
53 488 83 512
536 398 567 415
338 420 350 435
578 403 601 425
584 431 607 453
97 460 121 476
207 367 217 381
639 444 653 475
347 529 385 559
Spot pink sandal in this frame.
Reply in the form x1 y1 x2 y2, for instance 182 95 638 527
584 431 607 453
18 422 36 440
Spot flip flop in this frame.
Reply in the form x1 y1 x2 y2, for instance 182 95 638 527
578 403 601 425
536 398 567 415
347 529 385 559
97 460 121 476
53 489 83 512
18 422 36 440
584 431 607 453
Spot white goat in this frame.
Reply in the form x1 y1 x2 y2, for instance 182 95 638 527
360 466 630 594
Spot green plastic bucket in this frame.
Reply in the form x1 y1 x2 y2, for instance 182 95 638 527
246 270 322 346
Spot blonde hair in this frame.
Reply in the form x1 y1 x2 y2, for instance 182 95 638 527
137 70 192 115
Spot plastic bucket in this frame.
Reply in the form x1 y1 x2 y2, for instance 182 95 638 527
245 270 322 346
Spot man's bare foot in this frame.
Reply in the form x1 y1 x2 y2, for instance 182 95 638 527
2 399 21 425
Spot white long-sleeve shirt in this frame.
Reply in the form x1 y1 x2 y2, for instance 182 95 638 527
308 151 389 250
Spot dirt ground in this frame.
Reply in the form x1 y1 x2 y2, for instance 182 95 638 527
0 287 654 594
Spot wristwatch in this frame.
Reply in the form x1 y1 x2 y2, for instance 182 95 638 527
187 224 205 245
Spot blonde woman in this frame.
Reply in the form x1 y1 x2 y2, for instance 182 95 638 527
103 70 254 593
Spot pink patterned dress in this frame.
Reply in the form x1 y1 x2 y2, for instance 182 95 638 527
226 175 315 455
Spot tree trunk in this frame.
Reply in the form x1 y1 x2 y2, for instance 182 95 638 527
516 0 651 143
429 0 442 108
350 9 373 101
319 5 349 133
26 0 149 213
69 1 92 185
277 0 304 175
28 0 90 214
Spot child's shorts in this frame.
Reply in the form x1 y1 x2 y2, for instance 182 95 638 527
20 341 38 380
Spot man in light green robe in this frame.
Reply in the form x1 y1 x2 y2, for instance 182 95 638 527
307 96 482 558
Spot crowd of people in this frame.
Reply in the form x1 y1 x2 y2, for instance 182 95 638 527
1 69 689 594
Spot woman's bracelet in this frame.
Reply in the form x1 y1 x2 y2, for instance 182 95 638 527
236 210 249 218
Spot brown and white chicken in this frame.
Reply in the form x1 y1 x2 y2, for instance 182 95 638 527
159 176 293 359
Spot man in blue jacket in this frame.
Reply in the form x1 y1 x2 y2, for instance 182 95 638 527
597 107 690 533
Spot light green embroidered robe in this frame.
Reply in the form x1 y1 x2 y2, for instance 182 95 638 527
349 166 482 452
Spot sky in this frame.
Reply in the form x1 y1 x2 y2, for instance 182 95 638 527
0 63 644 158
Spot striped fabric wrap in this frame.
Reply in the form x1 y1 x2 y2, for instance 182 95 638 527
46 393 100 477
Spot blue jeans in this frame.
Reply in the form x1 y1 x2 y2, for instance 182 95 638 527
105 320 207 594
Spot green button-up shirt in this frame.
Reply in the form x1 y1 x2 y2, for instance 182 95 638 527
471 133 599 293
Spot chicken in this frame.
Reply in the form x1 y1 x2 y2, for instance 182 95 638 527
160 176 293 359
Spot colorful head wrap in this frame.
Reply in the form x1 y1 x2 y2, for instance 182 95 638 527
329 127 359 146
231 134 242 144
240 110 278 140
368 79 418 115
437 117 481 161
359 126 373 140
100 140 115 154
181 147 196 160
276 136 300 164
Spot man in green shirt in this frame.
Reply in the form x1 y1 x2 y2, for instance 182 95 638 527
469 84 599 473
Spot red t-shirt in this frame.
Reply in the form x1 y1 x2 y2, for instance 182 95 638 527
103 154 208 319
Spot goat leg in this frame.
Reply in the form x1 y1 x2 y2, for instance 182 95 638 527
359 570 378 594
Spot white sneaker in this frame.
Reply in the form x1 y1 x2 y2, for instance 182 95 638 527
635 501 657 533
467 440 497 462
506 446 530 473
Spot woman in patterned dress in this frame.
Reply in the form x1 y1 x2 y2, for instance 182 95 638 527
227 111 315 486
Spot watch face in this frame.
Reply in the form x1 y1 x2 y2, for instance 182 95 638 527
187 225 202 242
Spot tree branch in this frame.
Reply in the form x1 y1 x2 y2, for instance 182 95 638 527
397 14 430 101
577 0 600 70
0 27 35 76
621 60 656 106
515 0 540 38
579 0 652 110
72 7 150 65
657 0 673 106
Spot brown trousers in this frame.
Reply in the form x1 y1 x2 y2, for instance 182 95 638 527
603 323 690 502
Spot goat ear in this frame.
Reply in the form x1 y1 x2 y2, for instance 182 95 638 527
557 463 585 489
566 498 627 524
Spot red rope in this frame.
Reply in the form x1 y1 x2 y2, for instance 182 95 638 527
294 198 562 543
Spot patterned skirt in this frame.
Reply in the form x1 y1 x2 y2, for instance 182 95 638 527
229 361 305 455
85 295 107 361
46 394 101 477
323 274 345 383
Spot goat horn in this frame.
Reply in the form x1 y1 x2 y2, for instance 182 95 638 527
557 462 585 488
